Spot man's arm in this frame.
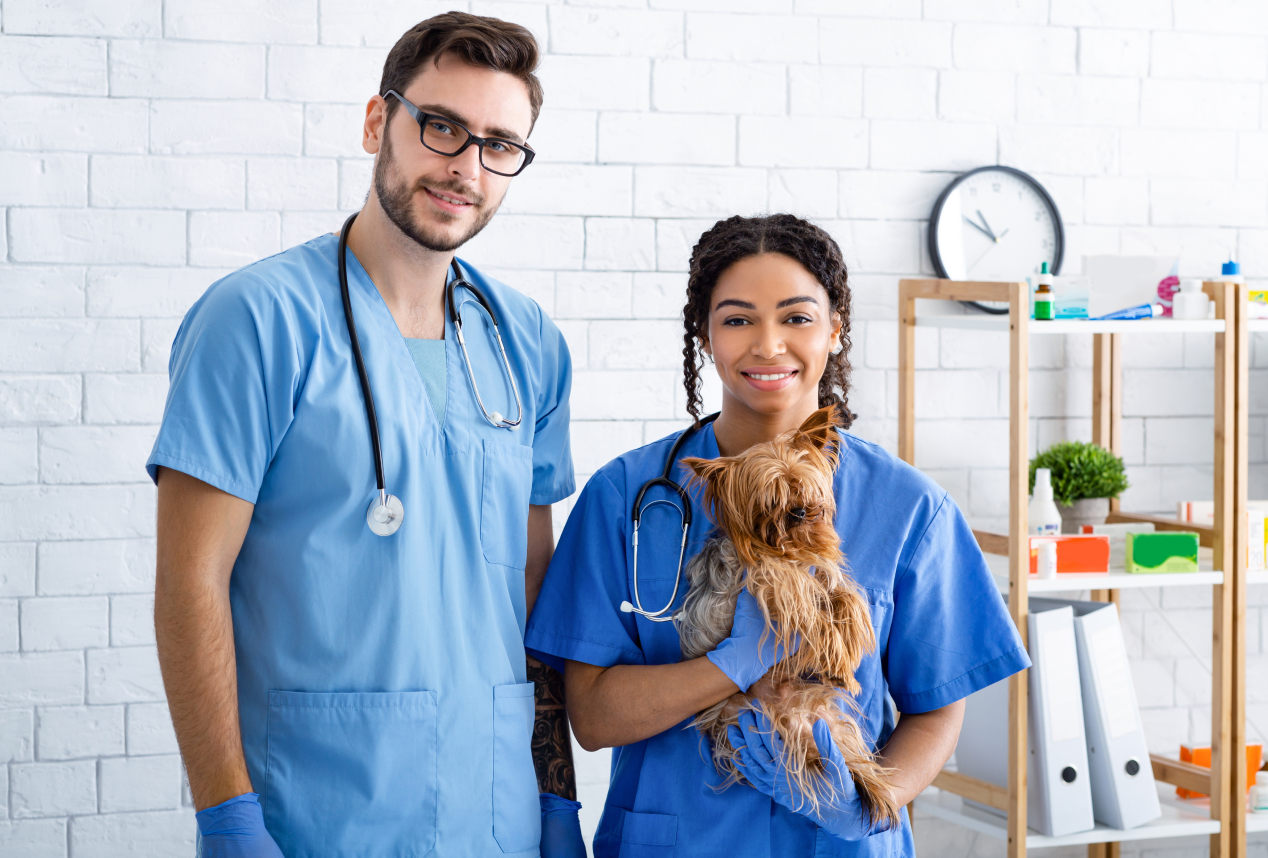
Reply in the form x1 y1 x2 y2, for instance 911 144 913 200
525 504 576 799
875 699 966 806
153 467 256 811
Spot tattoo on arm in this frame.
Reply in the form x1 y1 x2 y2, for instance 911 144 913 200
528 656 577 800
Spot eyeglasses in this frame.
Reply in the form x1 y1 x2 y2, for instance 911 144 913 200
384 90 535 177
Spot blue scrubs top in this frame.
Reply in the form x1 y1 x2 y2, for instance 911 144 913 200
147 233 574 858
525 423 1028 858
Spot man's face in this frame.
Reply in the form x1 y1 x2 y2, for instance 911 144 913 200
365 52 533 253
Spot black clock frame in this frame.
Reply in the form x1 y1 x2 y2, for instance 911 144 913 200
927 165 1065 315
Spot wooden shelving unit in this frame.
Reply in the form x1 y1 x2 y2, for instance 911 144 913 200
898 279 1243 858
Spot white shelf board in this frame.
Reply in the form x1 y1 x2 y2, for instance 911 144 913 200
1249 810 1268 833
915 785 1219 848
984 548 1223 593
915 316 1225 335
1248 318 1268 333
1249 569 1268 586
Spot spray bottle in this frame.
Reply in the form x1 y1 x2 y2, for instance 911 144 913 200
1029 468 1062 536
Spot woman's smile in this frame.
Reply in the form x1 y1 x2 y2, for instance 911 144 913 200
741 366 799 391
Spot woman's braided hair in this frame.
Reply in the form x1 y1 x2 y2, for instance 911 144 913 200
681 214 855 428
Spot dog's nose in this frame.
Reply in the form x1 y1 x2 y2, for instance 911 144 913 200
789 507 807 523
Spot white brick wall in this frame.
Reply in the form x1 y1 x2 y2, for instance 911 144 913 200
2 2 1267 856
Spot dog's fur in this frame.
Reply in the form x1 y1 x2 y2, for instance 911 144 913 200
676 406 900 828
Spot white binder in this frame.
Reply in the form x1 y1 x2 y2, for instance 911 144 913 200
1032 598 1161 829
956 602 1095 837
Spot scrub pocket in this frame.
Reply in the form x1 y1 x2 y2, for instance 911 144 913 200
481 439 534 569
263 690 438 858
492 683 541 853
618 810 677 858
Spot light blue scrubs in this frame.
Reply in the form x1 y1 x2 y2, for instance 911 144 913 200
148 233 574 857
525 424 1028 858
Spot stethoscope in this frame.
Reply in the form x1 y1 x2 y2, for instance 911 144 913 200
620 411 721 622
337 213 524 537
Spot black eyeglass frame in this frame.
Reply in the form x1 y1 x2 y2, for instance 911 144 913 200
384 89 535 177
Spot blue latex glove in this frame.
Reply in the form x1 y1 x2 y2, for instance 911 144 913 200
727 709 884 842
539 793 586 858
706 588 799 692
195 793 284 858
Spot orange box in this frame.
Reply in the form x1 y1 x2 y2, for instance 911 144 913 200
1029 535 1111 575
1176 743 1264 798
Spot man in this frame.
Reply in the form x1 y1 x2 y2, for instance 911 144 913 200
150 13 583 856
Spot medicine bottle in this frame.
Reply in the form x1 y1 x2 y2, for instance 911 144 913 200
1172 279 1210 321
1252 770 1268 814
1034 262 1054 321
1028 468 1062 536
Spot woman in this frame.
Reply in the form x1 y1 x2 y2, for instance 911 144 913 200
525 215 1029 857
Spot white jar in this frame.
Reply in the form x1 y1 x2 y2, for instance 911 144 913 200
1252 770 1268 813
1172 279 1210 321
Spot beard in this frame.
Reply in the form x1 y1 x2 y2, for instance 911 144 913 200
373 131 499 253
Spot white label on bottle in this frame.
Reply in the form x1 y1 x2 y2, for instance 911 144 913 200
1043 625 1083 743
1089 625 1137 739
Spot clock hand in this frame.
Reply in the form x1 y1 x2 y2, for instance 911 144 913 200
975 209 1000 242
963 216 996 241
997 228 1010 240
969 242 997 271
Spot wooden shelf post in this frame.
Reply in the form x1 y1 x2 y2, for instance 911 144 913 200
1229 282 1250 857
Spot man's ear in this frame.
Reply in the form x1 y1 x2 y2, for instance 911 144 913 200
363 94 388 156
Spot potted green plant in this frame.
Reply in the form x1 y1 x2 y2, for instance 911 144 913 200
1029 441 1130 533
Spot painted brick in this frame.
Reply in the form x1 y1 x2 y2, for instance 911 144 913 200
1016 75 1139 127
142 319 183 373
686 13 817 63
338 160 373 211
924 0 1047 22
631 272 687 319
189 212 281 267
0 36 106 96
528 110 598 164
461 216 585 270
863 320 938 370
0 376 82 426
570 421 646 474
21 597 109 651
536 56 650 112
0 266 84 318
739 115 867 168
0 653 84 708
0 544 37 598
1151 32 1268 81
0 320 139 374
164 0 317 43
39 426 157 485
10 210 185 266
0 153 86 208
869 121 996 171
1173 0 1268 35
109 40 265 99
111 594 155 647
151 100 304 156
788 66 862 117
0 429 38 485
915 369 1001 419
822 220 922 274
652 0 794 10
36 705 124 761
40 540 156 597
282 212 345 248
86 267 223 319
1120 129 1238 180
247 158 338 210
953 24 1077 73
267 45 383 103
655 218 722 272
1119 227 1239 276
0 95 148 153
914 419 1010 469
1050 0 1173 27
589 320 681 369
999 126 1118 176
1078 28 1150 77
1122 369 1213 417
304 103 369 158
3 0 161 37
70 809 197 858
769 170 837 219
1 709 35 762
0 600 17 651
100 754 183 812
585 219 656 271
938 69 1018 124
838 171 949 221
1140 80 1261 130
863 68 936 121
91 155 246 209
555 321 587 370
556 273 631 319
600 112 735 166
126 703 179 756
0 485 156 541
551 7 682 58
1145 417 1216 466
10 760 96 818
484 269 555 313
570 370 677 420
504 165 633 217
83 375 169 426
653 59 784 115
1150 179 1268 228
317 0 453 47
820 19 951 68
634 166 766 218
1083 177 1148 226
87 646 164 705
1240 132 1268 180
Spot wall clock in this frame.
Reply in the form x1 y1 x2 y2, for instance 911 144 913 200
927 165 1064 314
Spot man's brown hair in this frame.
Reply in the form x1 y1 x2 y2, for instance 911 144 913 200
380 11 544 134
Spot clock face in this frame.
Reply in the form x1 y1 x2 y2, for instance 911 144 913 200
929 166 1063 282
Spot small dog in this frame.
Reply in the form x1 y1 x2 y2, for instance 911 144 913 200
677 406 900 828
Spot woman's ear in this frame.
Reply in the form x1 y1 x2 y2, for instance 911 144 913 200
829 312 844 355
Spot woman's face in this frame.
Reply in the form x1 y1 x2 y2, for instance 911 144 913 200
702 252 842 422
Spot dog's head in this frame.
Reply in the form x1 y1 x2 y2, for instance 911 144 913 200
683 406 843 566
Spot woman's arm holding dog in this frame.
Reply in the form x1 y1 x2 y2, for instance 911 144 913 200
565 658 739 751
874 699 965 806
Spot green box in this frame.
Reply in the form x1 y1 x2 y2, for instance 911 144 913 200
1125 532 1199 573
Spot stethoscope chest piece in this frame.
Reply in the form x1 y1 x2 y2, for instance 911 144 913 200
366 492 404 537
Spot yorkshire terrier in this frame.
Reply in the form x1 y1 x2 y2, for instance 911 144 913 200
677 405 900 828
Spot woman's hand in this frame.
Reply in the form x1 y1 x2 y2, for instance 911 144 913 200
727 709 882 842
706 589 800 692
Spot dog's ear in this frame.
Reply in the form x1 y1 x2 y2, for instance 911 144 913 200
796 405 843 467
681 456 727 486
